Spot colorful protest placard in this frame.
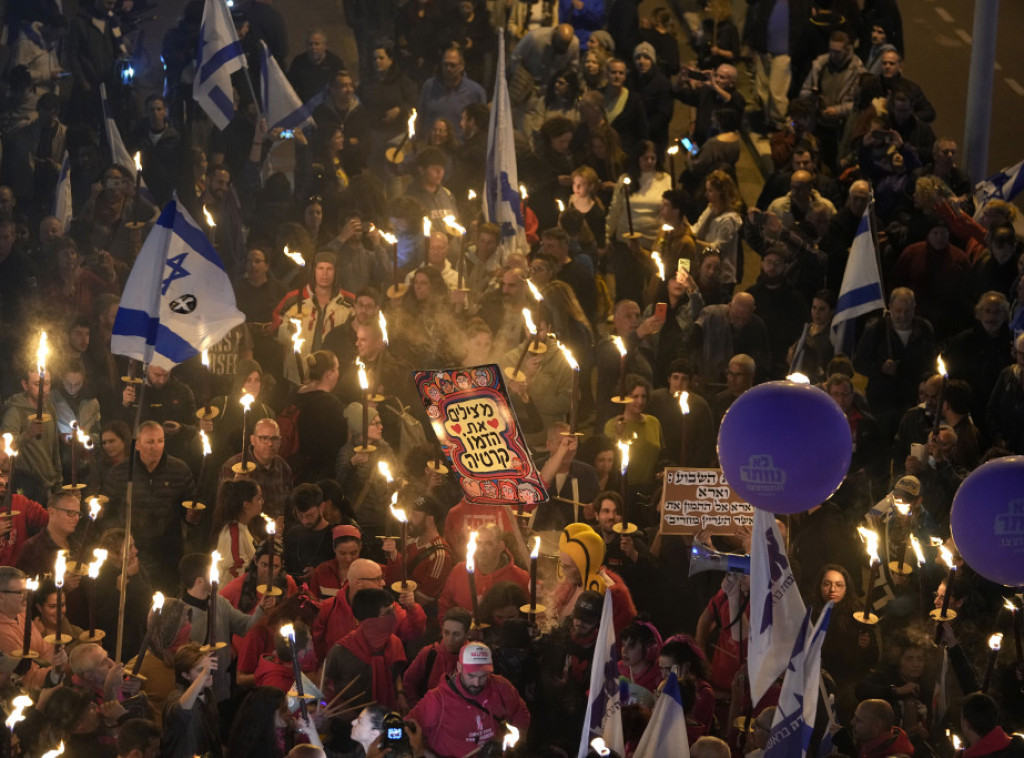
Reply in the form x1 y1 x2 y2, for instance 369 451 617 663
412 364 548 506
659 467 755 535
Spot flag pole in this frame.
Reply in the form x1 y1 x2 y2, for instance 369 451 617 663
116 376 148 661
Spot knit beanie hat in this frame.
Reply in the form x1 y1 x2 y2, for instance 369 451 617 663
559 523 606 592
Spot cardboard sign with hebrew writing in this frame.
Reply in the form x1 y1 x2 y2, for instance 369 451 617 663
659 467 755 535
412 364 549 506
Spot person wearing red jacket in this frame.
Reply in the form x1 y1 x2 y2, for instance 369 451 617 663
437 523 529 620
960 693 1024 758
0 473 48 566
254 619 317 694
851 699 916 758
402 607 472 706
312 558 425 660
408 641 530 758
382 495 456 619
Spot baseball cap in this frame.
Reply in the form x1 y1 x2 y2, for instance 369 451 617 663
572 590 604 623
332 524 362 545
460 642 493 673
892 475 920 499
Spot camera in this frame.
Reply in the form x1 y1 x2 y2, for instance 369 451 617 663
380 712 411 752
687 69 709 82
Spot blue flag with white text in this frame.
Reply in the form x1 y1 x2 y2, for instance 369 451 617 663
764 603 832 758
194 0 247 129
111 198 244 369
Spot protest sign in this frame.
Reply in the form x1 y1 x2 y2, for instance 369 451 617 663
659 467 755 535
412 364 548 506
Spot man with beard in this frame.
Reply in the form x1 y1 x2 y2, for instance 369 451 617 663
798 30 865 171
409 641 530 756
382 495 455 621
200 164 245 276
746 246 808 379
402 607 471 706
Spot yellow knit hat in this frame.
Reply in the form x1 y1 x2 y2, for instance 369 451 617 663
559 523 606 592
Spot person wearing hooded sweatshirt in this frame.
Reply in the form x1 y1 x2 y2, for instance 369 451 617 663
843 699 916 758
322 588 408 711
0 365 63 502
549 522 637 637
960 693 1024 758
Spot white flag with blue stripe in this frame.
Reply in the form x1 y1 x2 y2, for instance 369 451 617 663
764 603 832 758
100 83 135 170
831 206 884 353
53 153 72 233
194 0 246 130
633 672 691 758
111 197 244 369
260 40 314 131
973 158 1024 214
577 588 624 758
484 29 526 256
749 508 807 705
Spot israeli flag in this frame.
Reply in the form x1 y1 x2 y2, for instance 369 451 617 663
633 672 691 758
112 198 244 369
764 603 832 758
194 0 247 130
484 29 526 256
831 206 884 354
260 41 314 131
577 588 624 758
973 157 1024 214
749 508 807 705
53 153 72 233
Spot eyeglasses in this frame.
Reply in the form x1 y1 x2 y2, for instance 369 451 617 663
255 435 282 443
53 507 83 519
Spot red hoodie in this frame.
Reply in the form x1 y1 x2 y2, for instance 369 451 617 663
860 727 916 758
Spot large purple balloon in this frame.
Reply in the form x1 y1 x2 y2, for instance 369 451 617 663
950 456 1024 587
718 381 852 514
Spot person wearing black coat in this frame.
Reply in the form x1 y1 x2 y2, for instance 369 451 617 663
627 43 674 156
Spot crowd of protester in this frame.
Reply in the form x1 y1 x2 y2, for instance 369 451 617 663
0 0 1022 755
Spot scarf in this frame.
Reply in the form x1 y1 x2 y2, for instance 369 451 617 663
605 87 629 124
338 618 406 708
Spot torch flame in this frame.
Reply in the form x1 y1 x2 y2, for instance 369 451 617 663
36 331 49 375
857 526 880 566
5 694 33 729
279 623 295 640
787 372 811 384
622 176 632 186
519 184 528 199
152 592 165 612
2 433 16 458
290 318 304 355
556 341 579 371
209 552 220 584
239 393 255 413
389 501 407 523
526 279 544 302
467 189 477 200
202 205 215 228
651 251 665 280
380 231 397 245
1006 598 1017 612
199 429 212 457
612 335 627 358
26 577 39 592
41 740 64 758
407 109 417 139
54 550 67 588
938 544 955 570
989 632 1003 651
283 246 305 267
466 531 478 574
678 391 690 415
201 350 210 368
909 534 925 566
531 536 540 560
893 498 911 516
930 536 944 547
133 152 142 172
377 460 393 483
503 724 520 750
661 224 675 233
591 737 611 757
378 311 389 345
442 214 466 236
261 513 276 535
75 423 93 450
87 497 101 521
667 144 680 156
422 217 432 238
356 358 369 391
937 355 947 377
951 734 963 750
87 548 108 579
522 308 538 337
556 199 565 213
617 437 632 476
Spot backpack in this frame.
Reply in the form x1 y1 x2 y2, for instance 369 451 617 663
378 396 427 455
276 402 302 461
